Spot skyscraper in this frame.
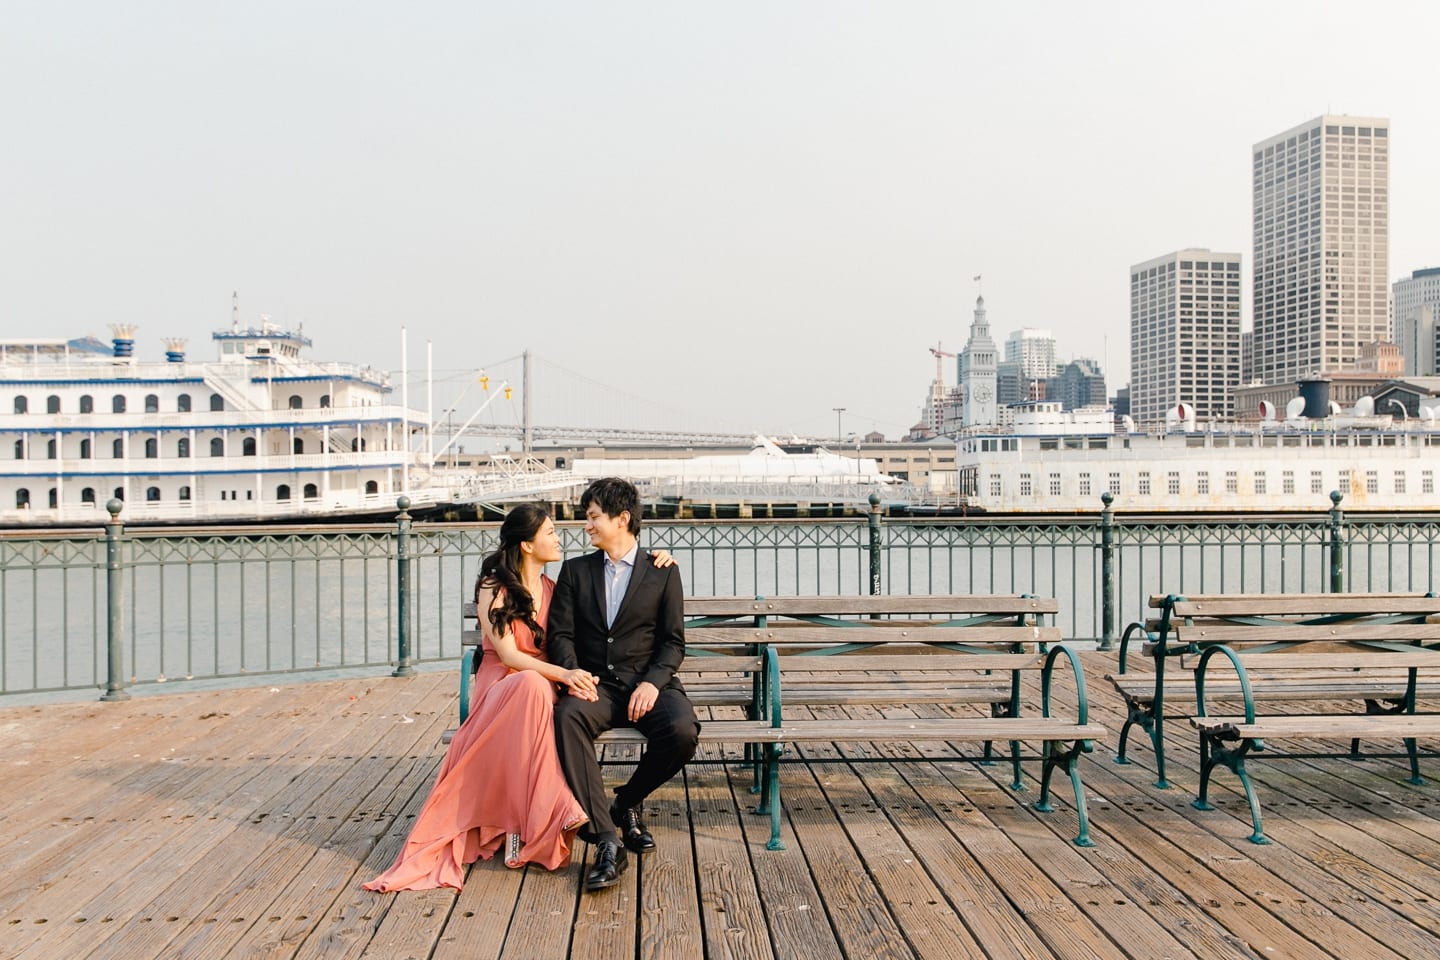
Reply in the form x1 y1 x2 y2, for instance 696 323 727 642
1252 115 1390 386
1004 328 1057 382
1129 249 1242 427
1393 267 1440 376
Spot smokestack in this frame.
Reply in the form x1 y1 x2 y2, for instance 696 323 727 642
109 323 138 359
162 338 187 363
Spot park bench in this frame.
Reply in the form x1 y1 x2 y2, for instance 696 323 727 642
1109 592 1440 842
454 594 1106 848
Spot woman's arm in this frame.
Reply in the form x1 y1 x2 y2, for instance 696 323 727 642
484 587 599 700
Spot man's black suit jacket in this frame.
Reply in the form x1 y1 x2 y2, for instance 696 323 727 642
547 548 687 694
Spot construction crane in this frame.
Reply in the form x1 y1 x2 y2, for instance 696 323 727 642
928 342 956 383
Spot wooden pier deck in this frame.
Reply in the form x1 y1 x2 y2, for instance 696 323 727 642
6 656 1440 959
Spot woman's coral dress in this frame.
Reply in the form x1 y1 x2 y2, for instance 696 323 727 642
364 577 586 891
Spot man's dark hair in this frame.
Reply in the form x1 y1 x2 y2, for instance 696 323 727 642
580 477 642 535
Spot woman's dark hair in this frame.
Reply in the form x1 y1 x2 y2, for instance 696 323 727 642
476 503 550 645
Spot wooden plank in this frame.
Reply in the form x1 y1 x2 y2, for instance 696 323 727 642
1169 595 1440 618
1172 624 1440 644
1193 714 1440 738
639 780 705 960
681 625 1057 646
682 595 1060 616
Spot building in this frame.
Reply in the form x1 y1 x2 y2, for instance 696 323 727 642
1004 328 1057 384
959 296 998 429
1051 359 1107 411
1252 115 1390 386
1129 249 1242 428
1393 267 1440 376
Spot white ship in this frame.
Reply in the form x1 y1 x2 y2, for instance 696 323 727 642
0 321 447 525
957 398 1440 514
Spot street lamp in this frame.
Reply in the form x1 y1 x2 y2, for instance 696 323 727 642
833 407 846 443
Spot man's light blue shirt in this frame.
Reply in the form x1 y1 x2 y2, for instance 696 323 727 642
604 543 638 629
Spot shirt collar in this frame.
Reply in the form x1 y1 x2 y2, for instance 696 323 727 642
605 543 638 569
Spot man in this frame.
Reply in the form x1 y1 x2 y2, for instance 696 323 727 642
547 477 699 892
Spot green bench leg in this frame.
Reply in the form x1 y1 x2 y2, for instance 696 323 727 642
458 648 476 726
1193 734 1269 844
1036 740 1096 847
754 742 785 850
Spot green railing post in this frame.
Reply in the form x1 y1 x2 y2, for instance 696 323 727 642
867 492 883 596
392 496 415 677
1097 491 1116 651
1328 490 1345 593
100 499 130 702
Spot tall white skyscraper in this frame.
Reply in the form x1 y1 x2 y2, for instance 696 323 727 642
1393 267 1440 376
960 295 997 429
1252 115 1390 386
1004 328 1057 382
1129 249 1242 427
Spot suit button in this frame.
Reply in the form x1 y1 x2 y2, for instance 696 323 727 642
607 638 613 644
607 664 614 670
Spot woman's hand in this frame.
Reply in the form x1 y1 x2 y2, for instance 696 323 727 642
562 668 600 701
651 549 677 568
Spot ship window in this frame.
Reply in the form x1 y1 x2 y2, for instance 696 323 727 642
1167 472 1180 496
1366 471 1378 494
1396 472 1407 495
555 457 567 469
1197 472 1210 495
246 490 253 500
46 396 60 414
48 488 57 509
1049 473 1061 496
177 394 191 413
1282 471 1295 495
1311 471 1324 495
80 395 93 414
178 485 191 501
145 394 159 413
1107 472 1121 496
351 438 365 451
47 439 56 459
81 487 96 504
289 395 303 409
1424 471 1434 495
210 437 225 457
1225 471 1238 494
177 437 190 457
146 487 161 502
1019 473 1032 497
13 396 27 414
276 484 291 501
210 394 224 412
320 395 330 408
1078 472 1091 497
989 476 1001 497
113 487 124 502
293 438 304 454
1255 474 1267 495
1138 472 1151 496
13 439 23 459
365 480 379 495
15 488 29 508
112 395 126 413
303 483 319 500
112 438 124 458
144 438 157 458
242 437 256 456
80 438 91 459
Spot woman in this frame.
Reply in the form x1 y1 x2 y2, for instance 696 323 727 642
364 503 671 891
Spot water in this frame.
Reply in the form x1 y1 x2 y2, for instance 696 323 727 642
3 515 1438 698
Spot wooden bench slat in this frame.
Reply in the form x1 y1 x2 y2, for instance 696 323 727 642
1192 714 1440 738
1167 624 1440 644
680 595 1060 616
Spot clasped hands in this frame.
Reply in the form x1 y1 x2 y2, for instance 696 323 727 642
561 671 659 720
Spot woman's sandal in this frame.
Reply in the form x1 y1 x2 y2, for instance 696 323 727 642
504 833 523 869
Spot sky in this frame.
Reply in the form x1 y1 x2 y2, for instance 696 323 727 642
4 2 1439 443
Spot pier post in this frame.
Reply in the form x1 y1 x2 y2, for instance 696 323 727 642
392 496 416 677
867 492 883 596
100 499 130 702
1328 490 1345 593
1097 492 1116 651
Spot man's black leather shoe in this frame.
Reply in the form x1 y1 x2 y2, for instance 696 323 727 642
584 838 628 892
611 802 656 853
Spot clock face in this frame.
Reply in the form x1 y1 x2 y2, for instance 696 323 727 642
974 385 993 403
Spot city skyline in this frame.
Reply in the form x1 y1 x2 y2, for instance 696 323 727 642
5 4 1440 438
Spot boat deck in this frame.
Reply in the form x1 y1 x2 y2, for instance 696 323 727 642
6 658 1440 959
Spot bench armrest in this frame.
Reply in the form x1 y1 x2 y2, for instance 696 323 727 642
1194 645 1256 724
1042 644 1093 735
1116 620 1154 674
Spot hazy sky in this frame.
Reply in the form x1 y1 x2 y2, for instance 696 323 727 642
4 2 1439 442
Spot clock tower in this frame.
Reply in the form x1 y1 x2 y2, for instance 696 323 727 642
960 295 998 429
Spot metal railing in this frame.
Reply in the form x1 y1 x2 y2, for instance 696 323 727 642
2 494 1438 700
